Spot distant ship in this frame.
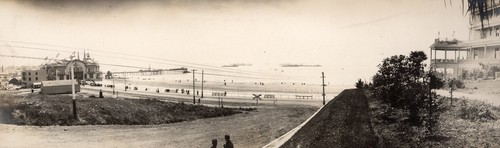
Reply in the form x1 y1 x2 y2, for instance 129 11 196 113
280 64 322 67
221 63 253 67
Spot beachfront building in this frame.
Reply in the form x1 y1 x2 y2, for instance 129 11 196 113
430 1 500 79
21 69 48 88
42 52 103 82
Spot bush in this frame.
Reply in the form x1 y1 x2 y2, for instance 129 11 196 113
458 99 497 122
372 51 444 126
448 79 465 89
355 79 365 89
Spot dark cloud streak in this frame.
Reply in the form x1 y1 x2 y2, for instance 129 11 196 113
17 0 296 12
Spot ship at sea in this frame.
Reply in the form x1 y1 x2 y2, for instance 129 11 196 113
280 64 322 67
221 63 253 67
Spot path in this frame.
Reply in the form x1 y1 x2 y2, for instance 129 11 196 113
436 90 500 106
274 89 378 147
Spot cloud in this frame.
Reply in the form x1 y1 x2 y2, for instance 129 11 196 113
16 0 297 12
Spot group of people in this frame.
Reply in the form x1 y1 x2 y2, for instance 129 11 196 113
211 135 233 148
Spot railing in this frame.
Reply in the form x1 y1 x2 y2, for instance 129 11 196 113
433 58 500 64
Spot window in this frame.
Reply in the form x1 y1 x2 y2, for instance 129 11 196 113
474 49 479 59
496 48 500 59
35 72 38 75
481 30 487 39
28 72 31 76
28 77 31 81
35 77 38 81
496 28 499 37
490 28 493 36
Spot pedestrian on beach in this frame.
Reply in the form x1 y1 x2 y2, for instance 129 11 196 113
211 139 217 148
223 135 233 148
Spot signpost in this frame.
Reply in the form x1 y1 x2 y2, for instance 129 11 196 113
212 92 226 108
253 94 262 111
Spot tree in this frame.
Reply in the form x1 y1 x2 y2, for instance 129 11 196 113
461 0 492 30
355 79 365 89
372 51 444 125
106 71 112 79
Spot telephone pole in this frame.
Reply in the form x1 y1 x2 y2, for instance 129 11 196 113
124 71 127 91
112 72 115 95
71 63 77 119
192 69 197 104
201 70 204 98
321 72 326 105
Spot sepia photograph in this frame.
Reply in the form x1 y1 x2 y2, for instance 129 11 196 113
0 0 499 147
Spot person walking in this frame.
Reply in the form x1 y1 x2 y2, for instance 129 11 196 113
223 135 233 148
210 139 217 148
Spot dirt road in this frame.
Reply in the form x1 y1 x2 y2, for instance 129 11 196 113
279 89 378 147
0 105 317 148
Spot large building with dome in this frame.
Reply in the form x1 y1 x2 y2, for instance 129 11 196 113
22 52 102 88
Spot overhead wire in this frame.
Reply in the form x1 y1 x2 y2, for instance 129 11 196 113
0 40 280 77
0 54 278 79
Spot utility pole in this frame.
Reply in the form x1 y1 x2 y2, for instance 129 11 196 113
124 71 127 91
321 72 326 105
71 63 77 119
192 69 196 104
112 72 115 96
201 70 204 98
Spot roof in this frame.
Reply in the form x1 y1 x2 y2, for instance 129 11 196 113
430 38 500 50
41 80 78 87
429 39 468 50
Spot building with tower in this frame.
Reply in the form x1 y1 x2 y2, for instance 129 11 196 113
22 51 102 87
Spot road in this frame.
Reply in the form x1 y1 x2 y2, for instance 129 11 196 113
81 86 330 108
436 89 500 106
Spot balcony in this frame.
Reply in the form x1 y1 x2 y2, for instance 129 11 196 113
433 58 500 65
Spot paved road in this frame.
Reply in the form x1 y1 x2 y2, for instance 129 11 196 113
276 89 378 148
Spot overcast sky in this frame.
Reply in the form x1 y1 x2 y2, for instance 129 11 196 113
0 0 470 84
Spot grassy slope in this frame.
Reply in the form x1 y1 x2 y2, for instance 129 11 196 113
367 90 500 147
280 89 378 148
0 91 241 126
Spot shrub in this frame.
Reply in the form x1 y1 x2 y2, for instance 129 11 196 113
458 99 497 122
355 79 365 89
372 51 444 126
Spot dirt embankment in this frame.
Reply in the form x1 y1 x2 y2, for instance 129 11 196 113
0 91 241 126
280 89 378 147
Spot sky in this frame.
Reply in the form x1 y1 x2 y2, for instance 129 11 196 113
0 0 471 85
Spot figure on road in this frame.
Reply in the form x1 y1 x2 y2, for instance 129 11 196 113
223 135 233 148
211 139 217 148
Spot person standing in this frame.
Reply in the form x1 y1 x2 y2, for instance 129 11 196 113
223 135 233 148
211 139 217 148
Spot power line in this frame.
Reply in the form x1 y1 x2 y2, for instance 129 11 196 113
1 40 279 77
0 54 276 79
1 44 280 78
